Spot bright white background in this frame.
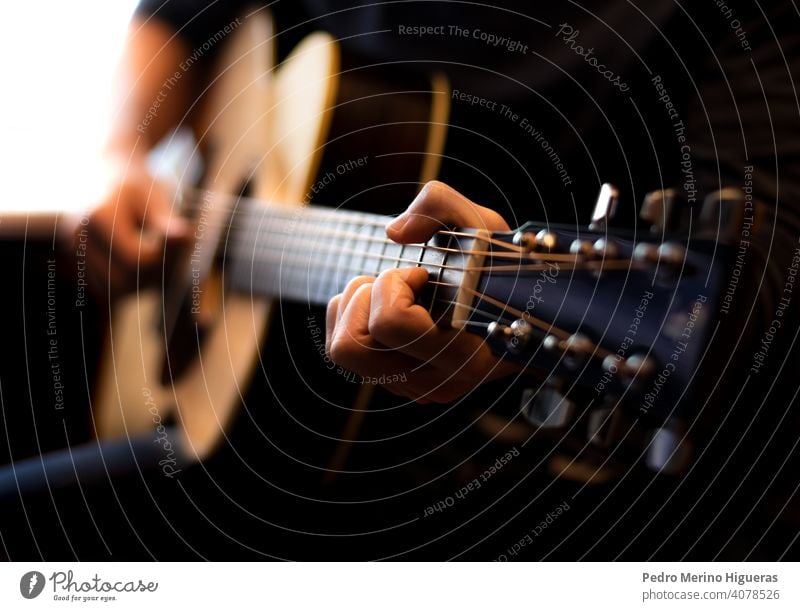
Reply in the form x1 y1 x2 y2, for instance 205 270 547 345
0 1 138 212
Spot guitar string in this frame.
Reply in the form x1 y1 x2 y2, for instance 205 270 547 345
182 215 546 261
431 295 614 369
228 261 598 354
233 222 568 261
182 189 403 230
183 190 646 273
179 188 637 269
224 220 637 273
178 188 531 255
230 246 640 275
433 297 603 360
222 214 637 287
457 284 614 360
221 211 632 270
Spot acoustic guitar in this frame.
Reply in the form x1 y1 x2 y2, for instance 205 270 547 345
7 12 742 478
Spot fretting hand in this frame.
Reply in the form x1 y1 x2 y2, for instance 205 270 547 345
326 181 518 404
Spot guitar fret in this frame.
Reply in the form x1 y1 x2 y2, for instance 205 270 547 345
428 234 452 314
357 213 371 283
318 218 340 301
376 221 389 275
401 243 408 269
254 206 276 296
338 217 358 297
227 201 468 308
305 213 325 301
312 222 328 304
416 242 427 267
282 213 299 300
338 218 356 296
280 211 304 300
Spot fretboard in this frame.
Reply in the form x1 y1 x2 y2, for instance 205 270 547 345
226 200 460 307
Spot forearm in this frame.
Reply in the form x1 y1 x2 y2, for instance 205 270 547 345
104 17 193 159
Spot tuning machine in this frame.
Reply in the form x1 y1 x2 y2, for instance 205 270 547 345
513 228 559 252
699 188 749 244
645 420 692 475
521 377 575 429
586 398 623 448
512 230 537 251
640 188 690 235
589 183 619 231
542 332 594 370
487 319 540 356
633 240 690 275
601 352 657 381
570 237 620 261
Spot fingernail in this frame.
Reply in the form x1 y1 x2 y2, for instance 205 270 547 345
387 213 408 234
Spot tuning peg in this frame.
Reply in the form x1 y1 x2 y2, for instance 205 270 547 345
602 352 657 382
487 321 511 345
512 228 559 252
564 333 592 350
570 239 594 257
541 333 594 368
512 230 537 251
521 379 574 429
633 242 660 263
586 401 622 448
621 353 657 380
535 229 559 251
592 238 620 259
487 319 539 355
656 242 687 267
542 334 561 352
589 183 619 231
699 188 748 244
645 422 692 474
633 241 687 270
640 189 688 234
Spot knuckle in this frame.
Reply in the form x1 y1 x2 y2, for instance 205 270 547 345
345 275 374 293
329 336 358 366
368 305 402 343
482 208 508 231
326 294 340 311
376 268 397 282
414 180 448 210
421 179 447 194
351 282 374 305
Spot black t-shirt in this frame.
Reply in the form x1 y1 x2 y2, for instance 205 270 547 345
134 1 800 202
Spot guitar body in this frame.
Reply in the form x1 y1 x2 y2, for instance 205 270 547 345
96 14 340 459
95 13 450 460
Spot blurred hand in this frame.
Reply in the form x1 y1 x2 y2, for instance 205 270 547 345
80 156 189 296
326 181 518 404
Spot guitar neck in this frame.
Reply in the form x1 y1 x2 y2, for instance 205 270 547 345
226 201 458 307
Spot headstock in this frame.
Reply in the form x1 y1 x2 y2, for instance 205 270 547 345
459 184 747 474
